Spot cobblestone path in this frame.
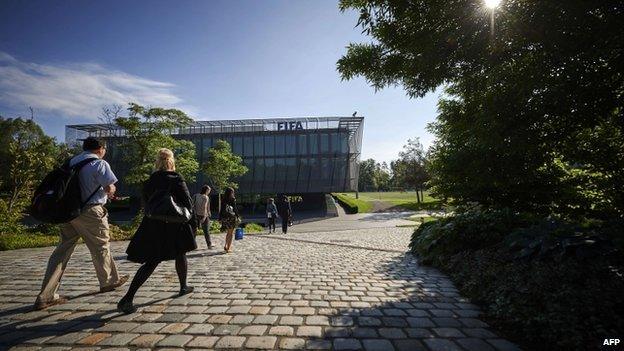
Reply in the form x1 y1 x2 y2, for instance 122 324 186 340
0 227 520 350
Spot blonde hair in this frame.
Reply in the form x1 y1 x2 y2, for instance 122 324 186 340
155 148 175 171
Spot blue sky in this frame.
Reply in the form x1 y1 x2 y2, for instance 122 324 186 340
0 0 440 163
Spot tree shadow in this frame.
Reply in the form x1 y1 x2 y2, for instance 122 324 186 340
311 253 520 350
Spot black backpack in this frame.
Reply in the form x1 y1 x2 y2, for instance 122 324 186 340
30 157 100 224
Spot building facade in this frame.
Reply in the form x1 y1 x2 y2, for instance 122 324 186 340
66 117 364 198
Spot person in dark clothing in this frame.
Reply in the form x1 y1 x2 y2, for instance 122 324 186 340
277 195 292 234
118 148 197 314
219 187 240 253
266 198 277 233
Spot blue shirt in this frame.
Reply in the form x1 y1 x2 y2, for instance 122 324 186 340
70 152 118 205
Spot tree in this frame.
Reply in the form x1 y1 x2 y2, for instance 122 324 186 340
391 138 429 202
0 117 61 212
202 139 248 207
338 1 624 217
114 103 199 187
358 159 377 191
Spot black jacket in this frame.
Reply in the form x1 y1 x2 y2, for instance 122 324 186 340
126 171 197 263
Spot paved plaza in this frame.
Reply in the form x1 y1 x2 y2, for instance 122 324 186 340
0 219 520 350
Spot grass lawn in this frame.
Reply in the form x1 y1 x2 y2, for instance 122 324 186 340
337 191 444 212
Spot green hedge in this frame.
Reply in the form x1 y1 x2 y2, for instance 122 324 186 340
410 209 624 350
333 193 373 213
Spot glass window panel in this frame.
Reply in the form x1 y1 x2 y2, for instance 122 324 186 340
297 158 310 192
232 137 243 155
309 134 319 154
264 158 275 181
321 158 331 180
254 136 263 156
243 136 253 157
286 135 297 155
341 134 349 153
298 135 307 154
331 133 340 153
320 134 329 153
264 135 274 156
275 135 285 155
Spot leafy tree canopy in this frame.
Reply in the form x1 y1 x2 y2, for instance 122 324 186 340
338 1 623 217
202 139 248 193
114 103 199 186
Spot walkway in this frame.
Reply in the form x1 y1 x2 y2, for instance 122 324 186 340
0 219 520 350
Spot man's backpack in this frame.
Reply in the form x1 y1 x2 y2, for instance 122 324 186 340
30 157 100 224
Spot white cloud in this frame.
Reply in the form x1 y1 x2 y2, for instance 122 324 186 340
0 52 189 121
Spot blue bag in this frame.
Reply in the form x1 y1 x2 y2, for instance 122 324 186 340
235 227 244 240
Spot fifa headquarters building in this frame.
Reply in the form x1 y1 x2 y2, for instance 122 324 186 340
66 117 364 214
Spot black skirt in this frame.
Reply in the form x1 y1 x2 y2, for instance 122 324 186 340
126 216 197 263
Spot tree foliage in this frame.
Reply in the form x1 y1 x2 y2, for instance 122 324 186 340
358 158 391 192
0 117 64 212
114 103 199 186
338 1 624 217
202 139 248 193
391 138 429 202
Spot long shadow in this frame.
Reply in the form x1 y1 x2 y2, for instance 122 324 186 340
312 252 521 351
0 293 183 348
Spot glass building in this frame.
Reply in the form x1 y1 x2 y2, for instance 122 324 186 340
66 117 364 198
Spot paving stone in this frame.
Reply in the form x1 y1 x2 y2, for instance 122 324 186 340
379 328 406 339
186 336 219 348
362 339 394 351
280 337 306 349
407 317 435 328
306 315 330 325
131 322 166 333
215 336 246 349
98 333 140 346
77 332 111 345
334 338 362 350
433 327 465 338
306 339 332 350
423 339 463 351
352 327 378 338
129 334 166 348
239 325 268 335
297 326 323 337
160 323 189 334
456 338 495 351
211 323 242 336
463 328 498 338
394 339 427 351
156 334 193 347
269 325 294 336
281 316 304 325
185 323 214 334
245 336 277 349
325 327 351 337
253 315 279 324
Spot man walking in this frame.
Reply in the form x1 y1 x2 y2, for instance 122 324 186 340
193 185 213 249
34 137 128 310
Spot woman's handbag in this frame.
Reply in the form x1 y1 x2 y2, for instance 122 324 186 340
145 186 192 224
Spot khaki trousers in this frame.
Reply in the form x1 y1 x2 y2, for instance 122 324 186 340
36 205 120 303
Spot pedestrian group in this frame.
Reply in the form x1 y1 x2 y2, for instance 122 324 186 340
32 137 295 313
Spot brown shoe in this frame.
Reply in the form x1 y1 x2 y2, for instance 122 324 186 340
34 297 68 310
100 275 129 293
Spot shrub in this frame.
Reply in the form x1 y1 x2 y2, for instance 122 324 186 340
410 210 624 350
333 193 373 213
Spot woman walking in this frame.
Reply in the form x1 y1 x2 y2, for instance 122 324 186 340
219 187 240 253
266 198 277 233
118 148 196 314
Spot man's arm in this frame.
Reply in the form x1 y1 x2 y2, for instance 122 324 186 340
96 161 118 198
